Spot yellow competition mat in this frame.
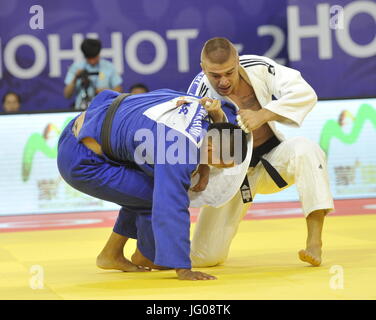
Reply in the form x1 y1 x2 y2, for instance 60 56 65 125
1 214 376 300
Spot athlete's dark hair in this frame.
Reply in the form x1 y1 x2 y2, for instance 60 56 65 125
207 122 248 164
81 39 102 58
129 83 149 93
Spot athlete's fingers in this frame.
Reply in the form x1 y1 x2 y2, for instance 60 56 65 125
190 182 205 192
176 99 189 107
200 97 213 107
236 115 250 133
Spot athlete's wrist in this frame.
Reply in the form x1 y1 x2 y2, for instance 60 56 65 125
211 110 225 122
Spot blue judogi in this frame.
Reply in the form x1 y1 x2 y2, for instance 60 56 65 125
57 89 237 269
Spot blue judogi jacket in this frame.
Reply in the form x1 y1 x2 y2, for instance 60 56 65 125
76 89 237 268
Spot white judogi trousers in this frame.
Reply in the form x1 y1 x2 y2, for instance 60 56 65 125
190 136 334 267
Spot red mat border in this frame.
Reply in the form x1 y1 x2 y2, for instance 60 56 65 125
0 198 375 233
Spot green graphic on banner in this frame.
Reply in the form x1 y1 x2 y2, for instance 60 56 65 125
22 117 74 182
319 104 376 154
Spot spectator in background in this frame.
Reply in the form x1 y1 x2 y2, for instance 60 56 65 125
64 39 123 110
2 92 21 113
129 83 149 95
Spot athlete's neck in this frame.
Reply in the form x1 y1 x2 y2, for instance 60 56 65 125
230 76 250 97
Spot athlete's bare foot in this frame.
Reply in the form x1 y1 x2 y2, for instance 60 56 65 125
96 232 149 272
300 210 326 266
176 268 217 280
96 253 149 272
131 248 171 270
298 245 322 266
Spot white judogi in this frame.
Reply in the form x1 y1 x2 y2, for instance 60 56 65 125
187 55 334 267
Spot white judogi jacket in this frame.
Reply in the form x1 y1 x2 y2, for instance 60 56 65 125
188 55 317 208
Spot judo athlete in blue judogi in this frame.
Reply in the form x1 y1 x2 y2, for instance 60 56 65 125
57 89 247 280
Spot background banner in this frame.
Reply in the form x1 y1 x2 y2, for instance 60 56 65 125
258 97 376 203
0 0 375 112
0 112 117 215
0 98 375 216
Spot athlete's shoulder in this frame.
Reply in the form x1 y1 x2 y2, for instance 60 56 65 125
239 54 276 75
187 71 210 96
145 88 186 98
239 54 275 64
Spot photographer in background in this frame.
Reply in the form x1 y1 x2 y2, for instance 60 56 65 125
64 39 123 110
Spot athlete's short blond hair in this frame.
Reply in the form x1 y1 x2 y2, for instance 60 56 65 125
201 37 238 64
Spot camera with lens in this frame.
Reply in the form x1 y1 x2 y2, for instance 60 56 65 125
78 70 99 90
77 69 99 110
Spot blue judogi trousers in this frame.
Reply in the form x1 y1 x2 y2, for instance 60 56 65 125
57 117 158 263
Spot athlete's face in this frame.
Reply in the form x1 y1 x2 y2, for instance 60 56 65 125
201 53 240 96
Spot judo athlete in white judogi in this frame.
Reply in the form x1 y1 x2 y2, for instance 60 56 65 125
187 37 334 268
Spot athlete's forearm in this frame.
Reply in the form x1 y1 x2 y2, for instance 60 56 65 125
211 111 226 123
259 108 286 123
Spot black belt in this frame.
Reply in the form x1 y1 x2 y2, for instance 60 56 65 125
100 93 140 170
240 136 288 203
